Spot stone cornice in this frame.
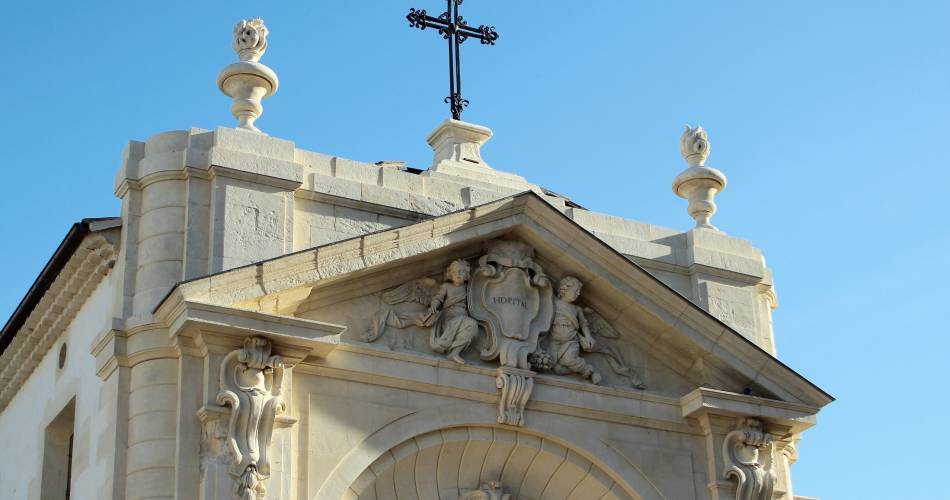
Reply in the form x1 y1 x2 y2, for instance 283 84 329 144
680 387 818 434
295 340 703 436
0 231 118 412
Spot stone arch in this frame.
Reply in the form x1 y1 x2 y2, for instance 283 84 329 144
315 402 663 500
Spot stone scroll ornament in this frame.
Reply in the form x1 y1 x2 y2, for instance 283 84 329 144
216 336 285 500
722 418 776 500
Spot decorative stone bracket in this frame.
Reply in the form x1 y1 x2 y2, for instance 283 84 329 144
495 366 534 426
722 418 776 500
216 336 285 500
679 388 816 500
159 299 345 500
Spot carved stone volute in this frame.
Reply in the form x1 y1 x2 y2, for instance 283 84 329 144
722 417 776 500
216 336 285 500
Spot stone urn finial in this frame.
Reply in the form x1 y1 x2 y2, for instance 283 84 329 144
673 125 727 231
217 18 279 133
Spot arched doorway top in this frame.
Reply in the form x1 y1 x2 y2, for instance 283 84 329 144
315 403 664 500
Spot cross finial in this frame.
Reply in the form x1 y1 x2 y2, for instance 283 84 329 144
407 1 499 120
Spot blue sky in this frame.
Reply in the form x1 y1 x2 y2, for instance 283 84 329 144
2 2 948 498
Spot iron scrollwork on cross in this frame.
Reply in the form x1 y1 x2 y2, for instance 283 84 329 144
405 0 500 120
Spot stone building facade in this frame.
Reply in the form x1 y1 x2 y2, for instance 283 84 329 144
0 19 829 500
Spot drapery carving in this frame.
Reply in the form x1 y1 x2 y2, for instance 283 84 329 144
722 417 776 500
216 336 285 500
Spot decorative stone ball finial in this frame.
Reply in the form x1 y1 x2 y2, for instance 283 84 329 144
233 18 268 62
217 18 279 133
672 125 727 231
680 125 710 167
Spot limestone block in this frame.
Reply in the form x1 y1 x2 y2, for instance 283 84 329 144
334 205 387 235
381 167 425 193
136 232 185 267
311 228 355 248
409 193 463 216
295 149 334 176
212 177 290 271
700 281 758 340
379 215 412 228
115 140 145 186
361 184 412 212
139 205 186 237
334 157 380 185
140 179 187 210
213 126 295 160
313 173 362 200
208 149 302 185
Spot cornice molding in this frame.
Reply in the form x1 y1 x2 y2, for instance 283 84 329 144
0 232 117 412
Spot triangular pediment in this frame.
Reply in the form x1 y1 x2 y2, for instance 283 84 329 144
165 192 831 408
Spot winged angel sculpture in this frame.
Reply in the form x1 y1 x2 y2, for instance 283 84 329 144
364 260 478 363
364 255 644 389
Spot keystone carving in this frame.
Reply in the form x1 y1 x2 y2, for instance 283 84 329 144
216 336 285 500
495 366 534 426
722 417 776 500
461 480 512 500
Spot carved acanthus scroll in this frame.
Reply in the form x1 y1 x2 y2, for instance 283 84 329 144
722 418 776 500
217 336 285 500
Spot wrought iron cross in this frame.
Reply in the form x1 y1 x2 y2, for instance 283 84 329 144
407 1 499 120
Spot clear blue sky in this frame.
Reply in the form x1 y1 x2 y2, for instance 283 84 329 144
2 2 947 498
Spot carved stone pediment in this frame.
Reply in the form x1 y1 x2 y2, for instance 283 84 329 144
358 239 648 426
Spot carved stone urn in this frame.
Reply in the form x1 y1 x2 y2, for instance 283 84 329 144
218 19 279 133
673 125 727 231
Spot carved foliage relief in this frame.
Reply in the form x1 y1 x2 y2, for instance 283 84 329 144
363 239 646 425
216 336 286 500
722 418 776 500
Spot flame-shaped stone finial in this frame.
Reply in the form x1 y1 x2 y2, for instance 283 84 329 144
233 18 269 62
680 125 710 167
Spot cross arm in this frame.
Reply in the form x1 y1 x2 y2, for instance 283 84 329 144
407 8 452 30
456 23 499 45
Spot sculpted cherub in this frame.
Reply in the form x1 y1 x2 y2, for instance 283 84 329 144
363 260 478 363
547 277 602 384
420 260 479 364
